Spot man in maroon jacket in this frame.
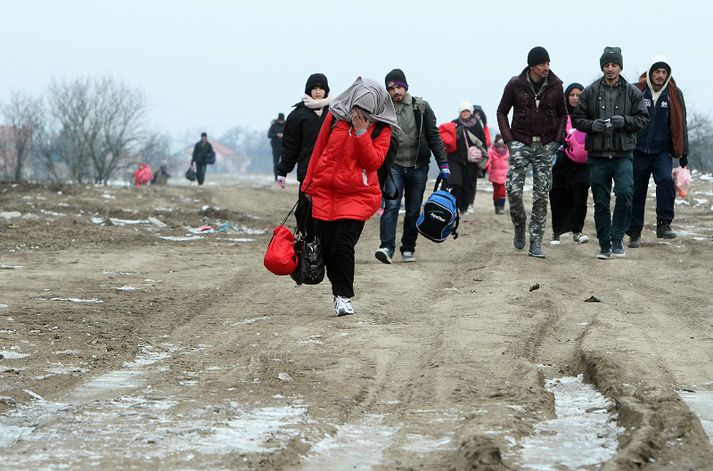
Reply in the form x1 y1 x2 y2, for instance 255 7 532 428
496 47 567 258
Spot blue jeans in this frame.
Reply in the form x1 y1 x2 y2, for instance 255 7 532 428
628 150 675 235
588 157 634 249
379 164 429 254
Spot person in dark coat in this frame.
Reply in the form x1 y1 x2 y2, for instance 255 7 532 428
276 73 331 235
191 132 214 185
573 47 649 259
496 46 567 259
447 102 487 213
627 55 689 247
549 83 591 245
267 113 285 181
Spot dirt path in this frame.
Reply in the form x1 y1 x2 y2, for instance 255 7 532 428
1 177 712 469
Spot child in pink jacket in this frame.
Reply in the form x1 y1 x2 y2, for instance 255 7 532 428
485 134 509 214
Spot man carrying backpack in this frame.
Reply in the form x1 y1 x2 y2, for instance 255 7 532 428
375 68 449 264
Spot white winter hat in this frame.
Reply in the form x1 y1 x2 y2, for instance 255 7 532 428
458 101 473 113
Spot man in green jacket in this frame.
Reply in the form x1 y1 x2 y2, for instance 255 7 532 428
573 47 649 260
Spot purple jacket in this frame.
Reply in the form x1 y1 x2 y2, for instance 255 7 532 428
496 67 567 146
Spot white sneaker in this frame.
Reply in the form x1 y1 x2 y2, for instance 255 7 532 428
466 205 474 214
333 296 354 317
402 251 416 262
375 247 392 264
573 233 590 244
550 234 561 246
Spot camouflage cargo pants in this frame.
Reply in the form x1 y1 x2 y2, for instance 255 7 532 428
505 140 557 244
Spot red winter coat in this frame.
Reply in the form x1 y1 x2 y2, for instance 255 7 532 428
134 164 153 186
303 112 392 221
485 146 509 185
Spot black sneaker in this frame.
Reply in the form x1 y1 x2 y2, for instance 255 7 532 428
513 225 526 251
628 233 641 248
656 221 676 239
528 241 546 258
597 247 611 260
611 239 626 257
375 247 392 264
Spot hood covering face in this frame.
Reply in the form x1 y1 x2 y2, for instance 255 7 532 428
646 54 673 105
329 77 399 128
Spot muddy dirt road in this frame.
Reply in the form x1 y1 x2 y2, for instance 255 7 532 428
1 176 712 470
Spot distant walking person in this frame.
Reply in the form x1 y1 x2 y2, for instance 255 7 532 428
573 47 649 259
549 83 591 245
191 132 214 185
485 134 509 214
446 102 487 213
277 73 331 235
375 68 449 265
462 105 491 213
268 113 285 181
302 77 396 316
627 55 689 248
496 46 567 258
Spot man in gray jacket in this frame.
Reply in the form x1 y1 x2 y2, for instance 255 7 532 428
573 47 649 259
375 69 449 264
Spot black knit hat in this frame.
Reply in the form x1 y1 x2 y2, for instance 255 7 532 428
385 68 408 90
304 73 330 96
527 47 550 67
600 47 623 69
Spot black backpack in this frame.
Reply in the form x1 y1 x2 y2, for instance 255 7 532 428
330 116 399 200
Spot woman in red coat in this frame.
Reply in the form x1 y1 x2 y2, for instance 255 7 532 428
303 77 397 316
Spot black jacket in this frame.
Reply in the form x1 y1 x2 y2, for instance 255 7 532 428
449 118 487 166
277 102 328 182
408 97 448 168
573 76 649 158
192 141 214 164
267 120 285 149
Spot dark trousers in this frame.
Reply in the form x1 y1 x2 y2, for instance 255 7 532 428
272 145 281 180
628 150 675 235
295 183 315 239
195 162 207 185
462 163 479 208
588 156 634 249
550 183 590 236
379 165 429 254
316 219 365 298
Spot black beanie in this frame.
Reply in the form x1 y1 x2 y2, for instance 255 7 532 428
600 47 623 69
527 47 550 67
385 68 408 90
304 73 330 96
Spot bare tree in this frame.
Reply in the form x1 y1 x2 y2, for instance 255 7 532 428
0 92 44 181
46 76 149 184
93 77 148 183
688 111 713 171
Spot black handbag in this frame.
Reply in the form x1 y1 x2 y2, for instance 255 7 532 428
185 166 197 181
289 199 324 285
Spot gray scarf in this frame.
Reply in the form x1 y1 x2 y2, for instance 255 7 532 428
329 77 399 128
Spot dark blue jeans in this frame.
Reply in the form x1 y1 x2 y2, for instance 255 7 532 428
628 150 675 235
379 164 429 254
588 156 633 249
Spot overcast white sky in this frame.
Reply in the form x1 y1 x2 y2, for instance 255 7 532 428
2 0 710 142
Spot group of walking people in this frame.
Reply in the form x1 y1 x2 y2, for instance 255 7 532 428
271 45 689 316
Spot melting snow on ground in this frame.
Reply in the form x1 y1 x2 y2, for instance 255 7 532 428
516 375 623 470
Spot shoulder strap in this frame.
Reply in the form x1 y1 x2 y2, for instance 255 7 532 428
371 121 387 139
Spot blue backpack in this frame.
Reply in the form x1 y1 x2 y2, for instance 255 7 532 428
416 177 459 242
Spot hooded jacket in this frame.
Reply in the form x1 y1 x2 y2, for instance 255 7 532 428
303 112 392 221
278 101 329 182
496 67 567 146
635 56 689 157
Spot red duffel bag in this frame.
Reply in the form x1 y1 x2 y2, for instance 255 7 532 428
264 225 298 275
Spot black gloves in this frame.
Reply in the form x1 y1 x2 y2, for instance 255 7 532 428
591 119 606 132
610 115 626 128
680 155 688 168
